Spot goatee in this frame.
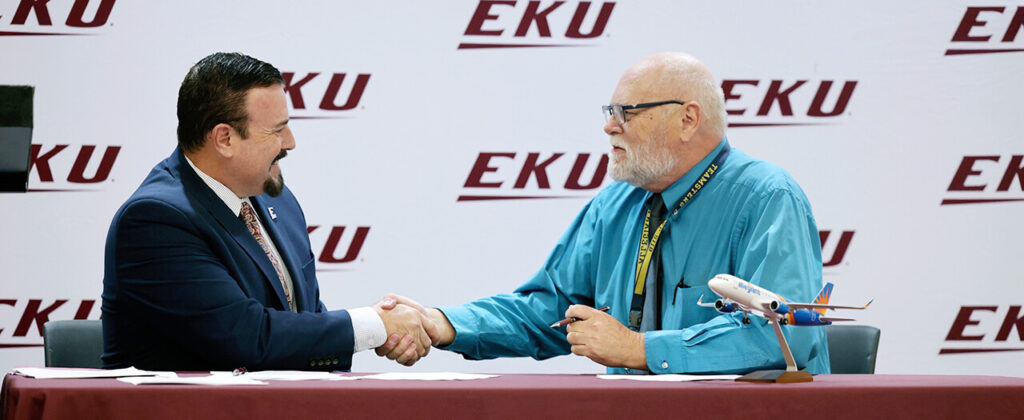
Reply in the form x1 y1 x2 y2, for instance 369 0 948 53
264 173 284 197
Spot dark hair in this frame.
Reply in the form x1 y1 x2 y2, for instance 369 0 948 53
176 52 284 152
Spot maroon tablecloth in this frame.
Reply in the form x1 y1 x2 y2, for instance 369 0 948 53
4 372 1024 419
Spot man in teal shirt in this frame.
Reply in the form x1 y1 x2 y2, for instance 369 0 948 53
383 52 829 374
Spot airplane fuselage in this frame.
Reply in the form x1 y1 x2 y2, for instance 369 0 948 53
706 275 830 326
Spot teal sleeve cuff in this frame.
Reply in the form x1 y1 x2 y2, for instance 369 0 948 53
435 305 478 356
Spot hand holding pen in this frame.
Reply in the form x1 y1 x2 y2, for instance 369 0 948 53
550 306 609 328
562 304 647 369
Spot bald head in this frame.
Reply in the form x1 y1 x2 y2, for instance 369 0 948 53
614 52 727 140
605 52 728 192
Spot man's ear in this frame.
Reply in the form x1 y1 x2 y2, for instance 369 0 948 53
209 123 235 158
678 102 702 143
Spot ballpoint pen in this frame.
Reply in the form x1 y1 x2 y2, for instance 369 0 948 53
549 306 610 328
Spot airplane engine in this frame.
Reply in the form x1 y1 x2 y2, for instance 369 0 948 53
769 300 789 315
714 300 736 313
791 309 824 326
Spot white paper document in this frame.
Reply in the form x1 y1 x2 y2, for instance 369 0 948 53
13 367 176 379
597 374 739 382
118 376 267 386
209 370 344 381
354 372 499 381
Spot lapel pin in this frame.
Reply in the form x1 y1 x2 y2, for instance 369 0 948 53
268 206 277 220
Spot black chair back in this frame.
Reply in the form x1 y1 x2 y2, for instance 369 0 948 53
43 320 104 368
826 324 881 374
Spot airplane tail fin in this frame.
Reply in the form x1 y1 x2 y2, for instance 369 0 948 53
813 282 834 315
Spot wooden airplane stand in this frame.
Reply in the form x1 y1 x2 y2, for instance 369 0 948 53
736 319 814 383
737 369 813 383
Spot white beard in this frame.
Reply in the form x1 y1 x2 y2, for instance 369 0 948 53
609 136 676 187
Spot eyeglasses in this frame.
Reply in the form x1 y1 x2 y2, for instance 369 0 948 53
602 100 687 126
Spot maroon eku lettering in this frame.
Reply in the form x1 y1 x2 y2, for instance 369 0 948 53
722 79 857 127
459 152 608 201
459 1 615 49
28 144 121 191
0 0 115 34
940 305 1024 354
946 6 1024 55
283 72 371 119
942 155 1024 205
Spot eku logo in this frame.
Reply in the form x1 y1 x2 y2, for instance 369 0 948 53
459 151 608 201
722 79 857 128
28 144 121 192
307 225 370 271
942 155 1024 205
0 0 116 35
0 298 98 348
283 72 371 120
946 6 1024 56
459 1 615 49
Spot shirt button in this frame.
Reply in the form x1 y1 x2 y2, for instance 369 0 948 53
661 361 669 369
368 339 376 346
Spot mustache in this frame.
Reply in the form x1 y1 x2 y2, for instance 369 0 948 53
609 136 627 150
273 150 288 163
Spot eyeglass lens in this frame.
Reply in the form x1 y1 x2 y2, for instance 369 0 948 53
602 105 625 125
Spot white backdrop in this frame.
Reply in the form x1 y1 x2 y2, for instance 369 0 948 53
1 0 1022 376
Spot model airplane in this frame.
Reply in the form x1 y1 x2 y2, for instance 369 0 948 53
696 274 873 383
697 274 872 326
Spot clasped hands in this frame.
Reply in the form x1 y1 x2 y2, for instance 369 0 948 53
371 294 453 366
373 295 646 370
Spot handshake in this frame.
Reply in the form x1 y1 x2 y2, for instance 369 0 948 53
371 294 454 367
370 295 645 369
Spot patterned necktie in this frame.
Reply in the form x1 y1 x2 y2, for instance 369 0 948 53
239 201 293 310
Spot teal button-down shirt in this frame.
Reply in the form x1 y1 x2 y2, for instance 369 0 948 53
440 138 830 374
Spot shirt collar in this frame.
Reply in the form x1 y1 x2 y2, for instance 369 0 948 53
184 155 248 217
657 136 730 209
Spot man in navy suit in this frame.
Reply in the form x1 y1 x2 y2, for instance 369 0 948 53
102 52 434 371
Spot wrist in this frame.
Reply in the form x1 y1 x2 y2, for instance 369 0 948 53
372 305 396 336
628 331 648 370
429 308 456 346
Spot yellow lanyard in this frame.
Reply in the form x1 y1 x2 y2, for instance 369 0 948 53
633 210 668 295
631 143 731 297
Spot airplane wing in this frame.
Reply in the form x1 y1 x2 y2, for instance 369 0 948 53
787 299 873 311
820 316 857 322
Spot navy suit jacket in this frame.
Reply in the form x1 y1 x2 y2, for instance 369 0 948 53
101 148 354 371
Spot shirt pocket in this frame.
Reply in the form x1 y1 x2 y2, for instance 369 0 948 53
671 284 717 318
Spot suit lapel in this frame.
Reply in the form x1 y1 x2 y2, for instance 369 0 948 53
169 149 290 310
251 196 307 311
